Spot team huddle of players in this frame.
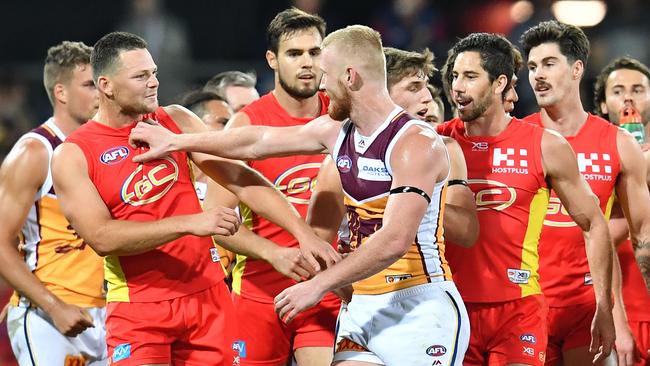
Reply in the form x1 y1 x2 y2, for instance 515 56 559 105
0 6 649 366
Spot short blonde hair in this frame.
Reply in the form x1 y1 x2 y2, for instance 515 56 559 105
322 25 385 78
43 41 93 106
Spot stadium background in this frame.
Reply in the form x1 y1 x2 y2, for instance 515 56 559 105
0 0 648 363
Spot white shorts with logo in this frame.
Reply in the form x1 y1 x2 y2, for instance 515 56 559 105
7 304 107 365
333 281 470 366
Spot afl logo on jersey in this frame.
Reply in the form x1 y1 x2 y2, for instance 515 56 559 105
337 155 352 173
468 179 517 211
100 146 129 165
274 163 321 205
121 157 179 206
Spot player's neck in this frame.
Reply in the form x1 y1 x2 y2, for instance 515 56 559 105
350 89 396 136
95 100 144 129
465 103 511 137
273 86 321 119
52 107 88 136
539 96 587 137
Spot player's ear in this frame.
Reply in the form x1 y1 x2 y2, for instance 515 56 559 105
494 74 508 95
97 76 113 97
348 68 362 91
53 83 67 105
266 51 278 71
600 102 608 115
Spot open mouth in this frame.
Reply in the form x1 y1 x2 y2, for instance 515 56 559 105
415 108 428 118
455 97 471 110
298 73 315 81
534 83 551 93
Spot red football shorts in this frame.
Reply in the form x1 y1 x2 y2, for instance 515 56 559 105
106 282 237 366
231 293 340 365
629 320 650 366
544 302 595 365
464 295 548 365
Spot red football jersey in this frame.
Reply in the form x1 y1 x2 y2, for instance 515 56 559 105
231 91 335 303
437 118 549 303
65 107 223 303
525 113 620 307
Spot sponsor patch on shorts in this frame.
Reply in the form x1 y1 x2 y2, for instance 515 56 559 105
584 273 592 285
385 274 412 283
112 343 131 363
232 340 247 358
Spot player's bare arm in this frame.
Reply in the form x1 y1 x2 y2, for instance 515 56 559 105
274 126 448 322
541 129 616 363
615 130 650 293
130 112 340 163
205 180 315 282
441 136 479 247
0 139 94 337
306 156 346 244
52 142 239 257
164 105 341 270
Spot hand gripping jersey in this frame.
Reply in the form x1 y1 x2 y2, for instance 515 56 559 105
232 91 334 302
12 118 104 307
333 108 451 295
437 118 549 302
525 113 620 306
65 107 223 303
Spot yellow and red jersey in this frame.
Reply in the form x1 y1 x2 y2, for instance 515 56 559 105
12 118 104 308
65 108 223 303
335 108 451 295
230 91 336 303
437 117 549 303
525 113 620 306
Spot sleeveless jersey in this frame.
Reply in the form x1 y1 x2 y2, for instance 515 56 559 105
11 118 104 308
437 117 549 303
617 239 650 322
525 112 620 306
333 108 452 295
65 107 223 303
231 91 333 303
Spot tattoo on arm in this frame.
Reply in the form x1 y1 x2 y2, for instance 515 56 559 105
634 240 650 293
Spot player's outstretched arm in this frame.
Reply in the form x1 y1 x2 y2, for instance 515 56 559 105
0 139 94 337
274 126 448 322
541 130 615 363
441 137 478 247
205 180 315 282
163 105 341 271
129 109 338 163
615 130 650 293
52 143 239 257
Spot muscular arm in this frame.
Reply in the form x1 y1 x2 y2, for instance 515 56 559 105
442 137 478 247
52 143 239 257
615 131 650 292
130 112 340 162
276 126 448 322
165 105 340 269
541 130 615 361
0 140 58 312
204 180 314 281
306 156 346 243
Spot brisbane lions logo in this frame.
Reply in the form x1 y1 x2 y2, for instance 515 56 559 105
121 157 179 206
273 163 321 205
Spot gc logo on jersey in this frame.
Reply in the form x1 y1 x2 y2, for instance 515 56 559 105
543 196 576 228
274 163 321 205
100 146 130 165
468 179 517 212
121 157 179 206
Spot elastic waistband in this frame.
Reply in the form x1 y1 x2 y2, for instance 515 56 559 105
351 281 459 304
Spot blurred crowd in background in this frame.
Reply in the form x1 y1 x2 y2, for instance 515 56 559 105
0 0 648 363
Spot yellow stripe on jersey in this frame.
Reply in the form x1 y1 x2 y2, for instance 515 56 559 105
434 186 453 281
230 203 253 295
603 192 616 220
520 187 550 297
105 255 129 302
